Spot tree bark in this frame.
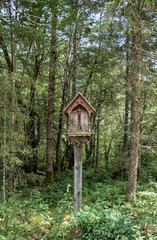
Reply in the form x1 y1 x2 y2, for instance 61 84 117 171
27 54 41 173
46 0 58 185
95 112 100 173
55 81 68 171
126 0 142 201
72 0 80 97
29 84 36 172
55 24 75 171
123 28 130 153
3 91 7 201
0 35 13 72
9 0 18 191
92 135 96 168
104 138 113 171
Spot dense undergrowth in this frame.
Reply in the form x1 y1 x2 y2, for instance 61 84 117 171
0 170 157 240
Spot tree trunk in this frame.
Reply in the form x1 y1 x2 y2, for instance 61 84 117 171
72 23 77 98
55 76 68 171
95 112 100 173
55 24 75 171
55 4 81 170
72 0 79 98
85 144 90 167
104 138 112 171
29 84 36 172
122 27 130 179
0 35 13 72
9 0 18 191
46 0 58 185
68 144 74 169
95 11 103 173
126 0 142 200
3 91 7 201
123 28 130 153
92 135 96 168
27 54 41 173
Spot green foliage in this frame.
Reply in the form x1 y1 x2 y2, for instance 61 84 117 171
0 0 156 193
0 0 156 238
75 206 142 240
72 180 157 240
26 173 45 186
0 189 51 240
0 173 156 240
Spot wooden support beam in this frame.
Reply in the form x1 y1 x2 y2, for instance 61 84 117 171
74 144 82 212
63 93 96 211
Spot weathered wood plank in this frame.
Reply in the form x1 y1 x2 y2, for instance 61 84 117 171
74 144 82 212
70 110 78 132
81 109 89 132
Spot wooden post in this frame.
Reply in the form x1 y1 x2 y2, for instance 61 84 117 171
63 92 96 212
74 144 82 212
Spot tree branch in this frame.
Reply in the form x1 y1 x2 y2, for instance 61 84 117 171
4 2 48 27
0 35 13 72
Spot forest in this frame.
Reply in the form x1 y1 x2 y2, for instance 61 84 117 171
0 0 157 239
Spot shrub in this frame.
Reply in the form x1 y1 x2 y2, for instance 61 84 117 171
72 200 156 240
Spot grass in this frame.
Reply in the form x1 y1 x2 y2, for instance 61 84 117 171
0 170 157 239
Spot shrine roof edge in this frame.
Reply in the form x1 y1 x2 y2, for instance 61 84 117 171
63 92 96 113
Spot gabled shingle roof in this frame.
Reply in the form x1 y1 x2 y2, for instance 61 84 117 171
63 92 96 114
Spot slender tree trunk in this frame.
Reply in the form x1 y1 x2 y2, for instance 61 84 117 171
85 144 90 166
126 0 142 200
11 0 17 137
55 26 75 171
68 0 81 171
72 0 79 98
29 84 36 172
46 1 58 185
92 135 96 168
95 112 100 173
3 91 7 201
95 11 103 173
55 100 64 172
55 82 68 171
55 0 82 169
9 0 18 191
104 138 112 171
89 140 93 166
28 54 40 173
105 150 109 171
0 35 13 72
72 24 77 97
123 29 130 153
60 16 79 169
122 27 130 179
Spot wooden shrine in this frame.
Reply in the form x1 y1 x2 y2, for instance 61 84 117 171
63 92 96 212
63 92 96 144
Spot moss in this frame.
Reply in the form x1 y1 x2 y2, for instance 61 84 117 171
45 172 53 186
67 132 93 135
30 214 50 227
